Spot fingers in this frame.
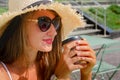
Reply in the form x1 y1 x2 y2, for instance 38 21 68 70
80 57 96 64
71 57 96 70
75 40 93 52
67 57 87 71
78 51 96 59
76 39 89 46
62 38 96 70
71 56 82 64
70 48 95 59
63 40 79 55
69 57 93 70
55 38 96 79
71 56 95 65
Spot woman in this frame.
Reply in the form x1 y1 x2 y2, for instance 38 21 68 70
0 0 96 80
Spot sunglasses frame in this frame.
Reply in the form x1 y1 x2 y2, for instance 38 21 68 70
28 16 61 32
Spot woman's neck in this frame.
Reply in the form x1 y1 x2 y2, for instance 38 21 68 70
10 47 38 70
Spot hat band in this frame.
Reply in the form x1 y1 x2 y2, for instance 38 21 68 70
22 0 51 10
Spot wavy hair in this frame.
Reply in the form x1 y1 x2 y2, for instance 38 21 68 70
0 10 63 80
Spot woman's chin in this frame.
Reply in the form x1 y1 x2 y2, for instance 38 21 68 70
40 47 52 52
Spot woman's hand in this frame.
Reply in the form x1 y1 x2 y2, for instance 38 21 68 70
54 39 96 80
76 39 96 80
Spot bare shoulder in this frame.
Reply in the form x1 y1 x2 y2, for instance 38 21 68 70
0 63 9 80
0 63 4 75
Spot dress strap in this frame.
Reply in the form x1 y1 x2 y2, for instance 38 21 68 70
1 62 13 80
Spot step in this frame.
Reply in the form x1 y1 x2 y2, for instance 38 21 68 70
77 24 94 28
93 34 110 38
74 24 94 31
69 29 101 36
85 24 94 28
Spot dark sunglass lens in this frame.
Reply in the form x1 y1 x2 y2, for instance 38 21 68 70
40 22 50 32
53 17 61 30
38 17 51 32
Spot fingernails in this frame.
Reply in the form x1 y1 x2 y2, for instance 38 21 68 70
76 46 80 50
77 52 81 56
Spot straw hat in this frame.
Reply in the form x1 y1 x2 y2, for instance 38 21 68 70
0 0 86 39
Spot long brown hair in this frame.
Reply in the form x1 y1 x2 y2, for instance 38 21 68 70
0 10 63 80
36 10 63 80
0 14 25 63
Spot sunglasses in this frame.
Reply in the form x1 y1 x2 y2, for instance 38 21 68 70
29 16 61 32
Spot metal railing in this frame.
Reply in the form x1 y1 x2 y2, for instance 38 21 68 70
80 0 107 36
55 0 108 36
56 0 120 36
92 0 107 36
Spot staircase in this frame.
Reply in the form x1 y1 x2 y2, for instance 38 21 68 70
64 1 114 38
68 10 112 38
69 24 101 36
68 11 111 38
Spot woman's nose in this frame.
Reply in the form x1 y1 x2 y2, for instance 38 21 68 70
47 24 57 36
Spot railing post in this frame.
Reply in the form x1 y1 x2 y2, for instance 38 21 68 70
104 7 107 36
91 0 107 37
81 0 83 16
95 8 98 30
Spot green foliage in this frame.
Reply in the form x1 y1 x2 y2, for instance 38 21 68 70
89 8 96 14
87 5 120 30
89 8 104 18
0 7 8 15
108 4 120 14
106 9 120 30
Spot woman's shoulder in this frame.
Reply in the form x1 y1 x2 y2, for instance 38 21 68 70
0 63 4 73
0 63 10 80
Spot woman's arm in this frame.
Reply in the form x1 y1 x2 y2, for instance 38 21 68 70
81 72 92 80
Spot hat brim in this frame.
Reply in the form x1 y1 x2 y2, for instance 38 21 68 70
0 2 85 39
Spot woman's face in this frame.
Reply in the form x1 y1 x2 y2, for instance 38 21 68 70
25 10 58 52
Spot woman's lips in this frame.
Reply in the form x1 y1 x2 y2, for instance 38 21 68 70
43 38 53 44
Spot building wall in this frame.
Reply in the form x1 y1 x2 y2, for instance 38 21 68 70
0 0 8 7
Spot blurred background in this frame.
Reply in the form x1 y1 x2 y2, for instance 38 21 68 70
0 0 120 80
